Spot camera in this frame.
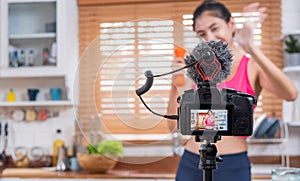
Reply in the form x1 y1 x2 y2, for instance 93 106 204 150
177 41 257 136
177 86 256 136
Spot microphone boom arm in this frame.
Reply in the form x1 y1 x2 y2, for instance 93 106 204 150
136 70 179 120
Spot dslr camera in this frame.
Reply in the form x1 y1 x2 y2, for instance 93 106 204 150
178 86 256 136
177 41 257 136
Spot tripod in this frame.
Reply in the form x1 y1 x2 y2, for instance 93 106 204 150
195 132 223 181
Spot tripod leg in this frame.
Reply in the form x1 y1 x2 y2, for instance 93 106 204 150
199 143 217 181
204 169 213 181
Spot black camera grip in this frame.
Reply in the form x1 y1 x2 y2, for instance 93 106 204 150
136 70 154 96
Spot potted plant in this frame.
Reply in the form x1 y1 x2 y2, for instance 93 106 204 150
284 35 300 67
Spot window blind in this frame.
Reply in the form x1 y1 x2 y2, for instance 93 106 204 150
78 0 283 134
98 20 176 133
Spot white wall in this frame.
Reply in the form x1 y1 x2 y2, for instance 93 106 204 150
282 0 300 35
6 109 76 155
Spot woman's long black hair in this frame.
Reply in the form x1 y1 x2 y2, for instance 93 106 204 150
193 0 232 31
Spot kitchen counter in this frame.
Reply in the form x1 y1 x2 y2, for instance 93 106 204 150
0 168 271 180
0 156 178 180
1 168 175 179
0 156 271 180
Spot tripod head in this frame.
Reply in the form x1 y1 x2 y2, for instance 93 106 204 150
195 131 223 181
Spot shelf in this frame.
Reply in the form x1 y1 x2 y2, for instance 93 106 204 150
280 30 300 39
0 66 64 78
287 122 300 127
283 30 300 37
0 100 73 107
282 66 300 73
247 138 287 144
7 0 56 3
9 33 56 39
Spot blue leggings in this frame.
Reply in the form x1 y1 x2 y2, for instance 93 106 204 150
176 149 251 181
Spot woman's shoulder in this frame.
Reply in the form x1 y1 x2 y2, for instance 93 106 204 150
247 56 260 74
246 56 261 94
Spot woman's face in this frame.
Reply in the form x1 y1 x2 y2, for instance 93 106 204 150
194 11 235 46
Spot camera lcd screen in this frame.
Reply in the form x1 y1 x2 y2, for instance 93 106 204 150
190 109 228 131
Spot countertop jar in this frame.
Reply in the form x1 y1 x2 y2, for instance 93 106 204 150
12 146 51 168
12 146 30 168
29 146 51 168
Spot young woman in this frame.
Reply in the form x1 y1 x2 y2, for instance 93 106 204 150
167 1 298 181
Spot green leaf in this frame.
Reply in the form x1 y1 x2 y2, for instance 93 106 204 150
86 140 124 157
284 35 300 53
86 144 99 154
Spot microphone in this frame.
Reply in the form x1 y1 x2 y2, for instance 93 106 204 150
135 40 232 120
185 40 232 86
136 70 154 96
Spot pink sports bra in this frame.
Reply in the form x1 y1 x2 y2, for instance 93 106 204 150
217 55 255 96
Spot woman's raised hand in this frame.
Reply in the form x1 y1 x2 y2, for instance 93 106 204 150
235 2 267 52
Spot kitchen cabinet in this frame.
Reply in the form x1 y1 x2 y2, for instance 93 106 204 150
0 0 64 77
0 0 78 158
0 0 78 106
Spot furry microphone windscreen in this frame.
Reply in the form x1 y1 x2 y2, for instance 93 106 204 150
185 40 232 85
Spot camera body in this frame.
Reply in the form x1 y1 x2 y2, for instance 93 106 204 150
178 86 256 136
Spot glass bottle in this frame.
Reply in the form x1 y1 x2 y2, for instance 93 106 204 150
12 50 19 67
28 50 35 66
6 88 16 102
19 50 25 66
52 129 65 167
42 48 50 65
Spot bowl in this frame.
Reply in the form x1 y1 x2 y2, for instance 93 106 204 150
77 153 118 173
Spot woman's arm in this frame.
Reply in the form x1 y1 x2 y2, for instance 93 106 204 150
248 45 298 101
235 3 298 101
236 22 298 101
